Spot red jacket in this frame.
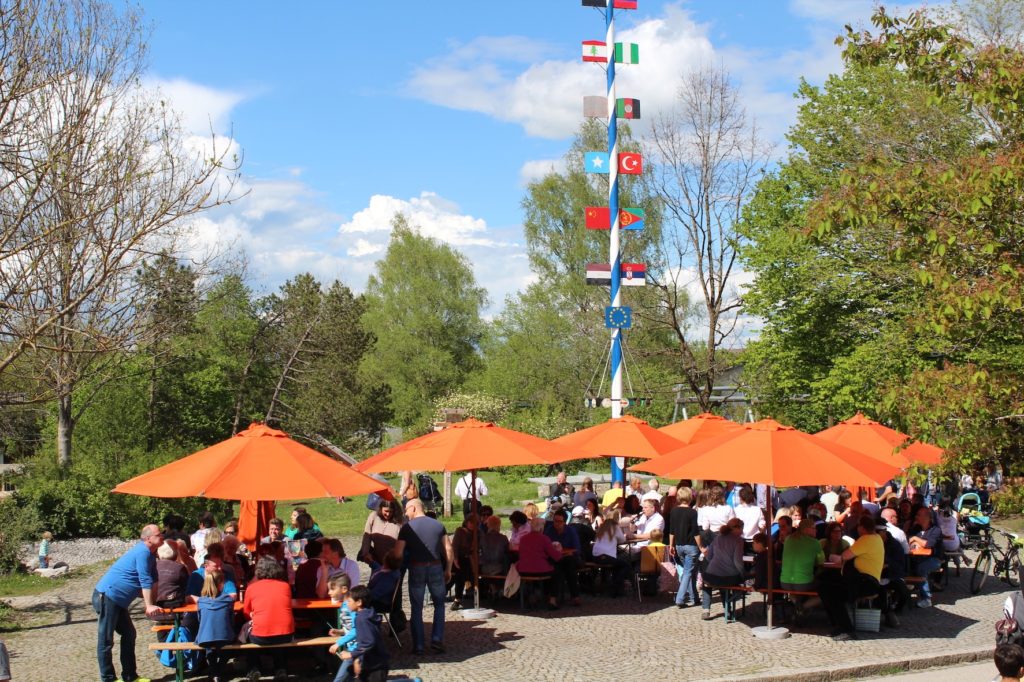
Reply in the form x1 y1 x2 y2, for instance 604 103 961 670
243 578 294 637
516 530 560 574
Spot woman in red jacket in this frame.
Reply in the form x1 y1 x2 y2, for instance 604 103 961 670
243 556 294 680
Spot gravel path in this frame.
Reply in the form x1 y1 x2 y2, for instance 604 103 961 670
1 540 1008 682
19 537 137 570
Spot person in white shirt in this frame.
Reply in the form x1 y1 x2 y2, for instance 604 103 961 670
629 499 665 552
701 485 736 533
820 485 840 522
626 477 645 499
454 472 488 518
880 508 910 553
734 486 765 541
640 479 663 503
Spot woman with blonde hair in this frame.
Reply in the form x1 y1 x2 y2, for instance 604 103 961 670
523 502 540 519
196 568 235 682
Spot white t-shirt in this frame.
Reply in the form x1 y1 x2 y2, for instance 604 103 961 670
936 511 960 551
734 503 765 540
634 512 665 548
701 504 736 532
593 527 625 559
454 474 488 501
820 491 839 521
641 490 663 503
885 522 911 553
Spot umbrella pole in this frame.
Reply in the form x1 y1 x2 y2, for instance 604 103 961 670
460 469 494 620
752 486 789 640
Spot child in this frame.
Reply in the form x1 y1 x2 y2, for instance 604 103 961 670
195 568 235 682
996 643 1024 682
328 574 357 682
336 585 390 682
38 531 52 569
751 532 770 590
640 529 668 574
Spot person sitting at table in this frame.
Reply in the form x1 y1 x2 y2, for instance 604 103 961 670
261 517 287 545
820 522 851 561
641 479 663 503
548 471 575 503
223 519 240 537
256 540 292 585
195 528 223 566
629 499 665 555
626 477 645 499
880 508 910 553
244 555 295 680
700 517 746 621
807 504 828 539
622 494 643 522
591 517 630 598
545 509 583 606
750 532 775 591
569 506 596 560
480 515 510 578
734 485 765 551
368 553 402 614
221 534 249 590
187 543 238 599
318 539 361 598
450 514 479 610
508 510 530 551
840 500 864 539
152 542 189 622
878 523 908 628
522 502 540 520
700 485 735 535
196 568 235 682
601 480 624 508
360 499 403 567
584 498 603 531
772 514 793 557
781 519 825 620
169 538 197 573
936 500 962 566
516 516 563 610
817 515 884 641
908 505 943 608
293 539 322 599
293 512 324 542
572 477 598 509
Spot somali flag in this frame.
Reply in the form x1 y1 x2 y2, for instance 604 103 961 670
584 152 609 173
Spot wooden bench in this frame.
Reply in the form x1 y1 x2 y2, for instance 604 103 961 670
478 573 552 610
702 584 753 622
150 624 173 634
150 637 335 682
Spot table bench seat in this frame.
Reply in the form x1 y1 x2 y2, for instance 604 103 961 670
149 635 335 652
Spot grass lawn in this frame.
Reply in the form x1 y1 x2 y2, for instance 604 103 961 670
273 470 541 537
0 561 109 631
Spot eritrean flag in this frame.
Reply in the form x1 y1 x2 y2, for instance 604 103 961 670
585 207 645 230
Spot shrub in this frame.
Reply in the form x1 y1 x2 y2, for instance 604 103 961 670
0 498 40 573
992 485 1024 516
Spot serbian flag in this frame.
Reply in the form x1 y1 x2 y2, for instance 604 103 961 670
586 263 612 285
618 152 642 174
616 98 640 119
621 263 647 286
582 40 607 63
585 207 646 230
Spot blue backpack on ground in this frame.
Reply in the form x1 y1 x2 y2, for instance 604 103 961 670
156 625 202 671
418 474 443 510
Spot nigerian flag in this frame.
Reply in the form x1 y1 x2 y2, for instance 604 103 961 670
614 43 639 64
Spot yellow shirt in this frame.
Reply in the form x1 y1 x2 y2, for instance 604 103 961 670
601 488 624 508
849 533 884 581
640 542 667 573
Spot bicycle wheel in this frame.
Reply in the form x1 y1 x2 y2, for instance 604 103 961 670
971 550 992 594
1008 551 1021 588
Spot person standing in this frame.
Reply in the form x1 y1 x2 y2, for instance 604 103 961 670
93 524 163 682
392 499 452 655
454 472 488 518
669 487 701 608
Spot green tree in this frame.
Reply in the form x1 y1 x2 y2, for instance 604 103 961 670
361 216 487 430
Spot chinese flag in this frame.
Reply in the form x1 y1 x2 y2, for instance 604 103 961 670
585 207 610 229
618 152 643 174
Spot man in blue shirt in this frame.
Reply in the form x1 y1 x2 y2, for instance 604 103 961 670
93 523 163 682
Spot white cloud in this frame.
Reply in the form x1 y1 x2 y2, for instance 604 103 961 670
338 191 507 248
147 77 248 135
519 158 567 186
347 238 385 258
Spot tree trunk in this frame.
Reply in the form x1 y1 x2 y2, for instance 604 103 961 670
57 393 73 468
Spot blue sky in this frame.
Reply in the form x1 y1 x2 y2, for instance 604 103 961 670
141 0 926 312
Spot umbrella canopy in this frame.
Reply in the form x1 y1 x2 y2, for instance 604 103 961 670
901 441 944 467
354 417 574 474
113 422 389 500
553 415 685 460
814 412 911 468
658 412 742 445
631 418 903 487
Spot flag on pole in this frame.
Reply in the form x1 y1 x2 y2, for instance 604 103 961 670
614 0 638 8
585 263 612 285
616 98 641 119
621 263 647 286
614 43 640 64
585 207 646 229
605 306 633 329
581 0 605 6
585 152 610 173
581 40 607 63
618 152 642 174
619 207 645 230
583 96 605 118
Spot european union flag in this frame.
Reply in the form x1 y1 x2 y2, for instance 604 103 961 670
605 306 632 329
585 151 610 174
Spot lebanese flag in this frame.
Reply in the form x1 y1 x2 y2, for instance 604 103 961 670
582 40 608 63
585 263 611 285
618 152 642 174
621 263 647 286
585 207 610 229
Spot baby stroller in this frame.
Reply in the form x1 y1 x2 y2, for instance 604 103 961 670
957 492 992 550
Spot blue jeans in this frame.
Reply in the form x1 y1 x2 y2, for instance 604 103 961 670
92 589 137 682
674 545 700 605
915 557 942 598
408 563 446 650
332 655 354 682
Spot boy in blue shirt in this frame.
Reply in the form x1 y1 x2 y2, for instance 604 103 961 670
328 574 357 681
332 585 390 682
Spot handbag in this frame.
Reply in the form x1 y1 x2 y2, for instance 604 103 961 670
503 564 521 598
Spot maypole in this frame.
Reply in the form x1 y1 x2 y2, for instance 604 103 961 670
581 0 641 486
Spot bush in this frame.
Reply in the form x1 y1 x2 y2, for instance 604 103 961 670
992 485 1024 516
0 498 40 573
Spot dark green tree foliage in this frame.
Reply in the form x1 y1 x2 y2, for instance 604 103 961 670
361 216 487 430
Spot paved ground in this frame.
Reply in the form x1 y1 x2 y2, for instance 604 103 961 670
863 661 997 681
1 540 1009 682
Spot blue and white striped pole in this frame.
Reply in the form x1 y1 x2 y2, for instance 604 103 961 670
606 0 625 486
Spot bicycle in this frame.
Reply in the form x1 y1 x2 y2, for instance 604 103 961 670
969 528 1023 595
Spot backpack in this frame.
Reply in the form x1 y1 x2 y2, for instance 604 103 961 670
996 592 1024 646
366 491 384 511
157 625 202 671
418 474 442 505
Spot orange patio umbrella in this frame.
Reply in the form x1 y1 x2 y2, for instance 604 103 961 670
114 422 390 549
631 418 902 638
901 441 944 467
355 417 576 615
658 412 742 445
552 414 685 460
815 412 911 469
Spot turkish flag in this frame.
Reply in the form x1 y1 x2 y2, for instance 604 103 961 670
618 152 642 174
